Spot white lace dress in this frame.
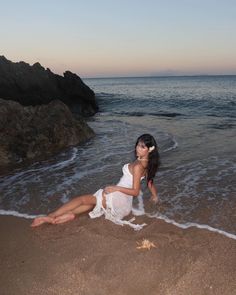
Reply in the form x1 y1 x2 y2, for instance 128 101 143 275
89 163 146 230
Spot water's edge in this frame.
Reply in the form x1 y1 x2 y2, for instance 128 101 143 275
1 209 235 241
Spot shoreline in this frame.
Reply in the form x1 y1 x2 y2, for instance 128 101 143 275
1 209 236 241
1 214 236 295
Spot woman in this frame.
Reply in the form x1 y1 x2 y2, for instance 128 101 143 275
31 134 160 228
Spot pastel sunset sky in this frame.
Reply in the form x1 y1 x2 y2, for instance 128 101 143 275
1 0 236 77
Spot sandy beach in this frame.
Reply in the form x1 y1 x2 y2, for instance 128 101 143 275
1 214 235 295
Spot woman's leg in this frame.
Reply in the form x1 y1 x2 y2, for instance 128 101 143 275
31 194 97 227
49 195 96 217
53 204 94 224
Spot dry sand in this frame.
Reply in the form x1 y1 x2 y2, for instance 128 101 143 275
0 214 236 295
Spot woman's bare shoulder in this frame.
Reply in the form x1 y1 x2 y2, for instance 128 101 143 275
131 161 145 174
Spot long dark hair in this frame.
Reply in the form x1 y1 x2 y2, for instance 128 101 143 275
135 134 160 185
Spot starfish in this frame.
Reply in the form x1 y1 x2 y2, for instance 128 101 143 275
136 239 157 250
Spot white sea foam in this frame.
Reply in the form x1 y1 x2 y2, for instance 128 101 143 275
0 209 40 219
132 191 145 216
0 147 79 186
0 207 236 240
163 137 178 152
1 208 235 241
148 212 236 241
60 192 70 203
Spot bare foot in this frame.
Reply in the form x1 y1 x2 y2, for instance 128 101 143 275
31 216 54 227
53 212 75 224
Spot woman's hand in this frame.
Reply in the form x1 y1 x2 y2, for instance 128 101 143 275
150 195 158 204
104 185 118 194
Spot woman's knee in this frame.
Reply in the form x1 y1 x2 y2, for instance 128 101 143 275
80 195 96 205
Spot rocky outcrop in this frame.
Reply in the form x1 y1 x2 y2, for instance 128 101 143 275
0 99 95 169
0 56 98 117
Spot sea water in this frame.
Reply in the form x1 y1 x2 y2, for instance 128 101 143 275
0 76 236 238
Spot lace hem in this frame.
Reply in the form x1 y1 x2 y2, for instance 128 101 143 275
89 189 146 230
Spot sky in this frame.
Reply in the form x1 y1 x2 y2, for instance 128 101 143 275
0 0 236 78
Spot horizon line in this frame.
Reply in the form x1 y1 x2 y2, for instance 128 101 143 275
84 74 236 79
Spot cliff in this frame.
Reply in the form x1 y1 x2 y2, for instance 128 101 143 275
0 57 98 170
0 99 95 170
0 56 98 117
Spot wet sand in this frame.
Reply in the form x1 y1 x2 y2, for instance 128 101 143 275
0 214 236 295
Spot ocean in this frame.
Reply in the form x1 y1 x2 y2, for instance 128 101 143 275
0 75 236 238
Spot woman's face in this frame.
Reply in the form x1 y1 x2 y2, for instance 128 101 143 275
136 141 149 158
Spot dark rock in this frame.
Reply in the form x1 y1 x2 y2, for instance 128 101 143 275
0 56 98 116
0 98 95 169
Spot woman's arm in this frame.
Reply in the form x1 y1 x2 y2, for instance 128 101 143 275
104 164 143 197
148 181 158 203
